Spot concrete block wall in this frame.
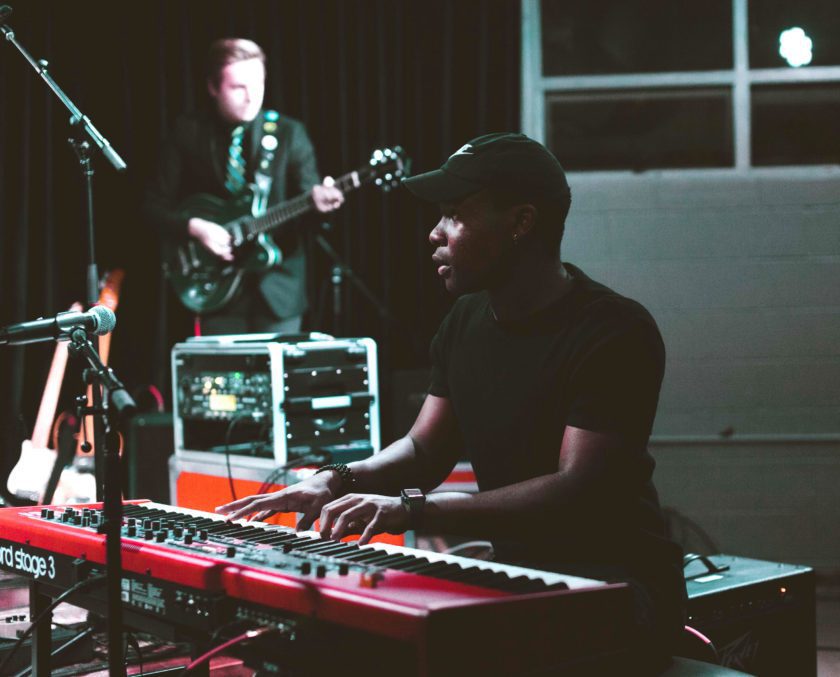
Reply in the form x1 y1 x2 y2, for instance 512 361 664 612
563 168 840 570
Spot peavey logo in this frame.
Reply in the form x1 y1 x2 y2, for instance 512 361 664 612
0 544 56 580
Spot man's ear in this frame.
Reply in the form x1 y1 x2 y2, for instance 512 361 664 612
512 204 537 240
207 77 218 98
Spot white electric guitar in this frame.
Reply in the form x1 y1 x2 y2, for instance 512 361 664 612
6 303 85 503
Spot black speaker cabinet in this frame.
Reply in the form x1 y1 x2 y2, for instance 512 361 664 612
685 554 815 676
123 412 174 503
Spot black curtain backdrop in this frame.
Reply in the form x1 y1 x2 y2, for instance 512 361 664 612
0 0 520 478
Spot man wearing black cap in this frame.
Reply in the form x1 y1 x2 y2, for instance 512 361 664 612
218 133 686 671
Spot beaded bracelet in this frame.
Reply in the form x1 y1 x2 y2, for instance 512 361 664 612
315 463 356 494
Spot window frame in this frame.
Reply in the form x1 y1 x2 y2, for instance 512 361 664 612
522 0 840 174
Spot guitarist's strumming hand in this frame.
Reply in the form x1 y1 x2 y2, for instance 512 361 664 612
188 217 234 261
311 176 344 213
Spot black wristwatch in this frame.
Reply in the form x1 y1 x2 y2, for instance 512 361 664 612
400 488 426 530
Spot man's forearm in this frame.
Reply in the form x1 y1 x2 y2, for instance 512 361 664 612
346 434 451 496
346 436 421 495
423 471 589 539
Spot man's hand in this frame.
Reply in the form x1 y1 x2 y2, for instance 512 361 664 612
188 217 234 261
216 471 340 530
311 177 344 213
319 494 409 545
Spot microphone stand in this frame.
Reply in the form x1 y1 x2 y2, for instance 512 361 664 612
2 8 127 499
68 327 136 677
4 16 130 676
315 227 424 356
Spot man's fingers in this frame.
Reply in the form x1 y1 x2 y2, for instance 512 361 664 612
217 495 264 513
358 514 382 545
296 508 320 532
224 496 279 521
330 503 371 540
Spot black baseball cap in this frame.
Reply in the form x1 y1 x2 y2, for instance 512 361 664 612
402 132 570 204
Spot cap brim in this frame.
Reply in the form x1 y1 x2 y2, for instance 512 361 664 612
401 168 484 203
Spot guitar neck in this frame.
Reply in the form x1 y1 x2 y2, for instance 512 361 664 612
29 302 82 448
30 343 72 449
242 167 371 239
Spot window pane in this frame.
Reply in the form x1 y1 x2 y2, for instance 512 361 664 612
546 88 733 171
749 0 840 68
540 1 732 76
752 83 840 165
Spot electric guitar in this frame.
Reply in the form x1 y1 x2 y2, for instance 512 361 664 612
6 303 82 503
6 271 125 505
163 146 408 315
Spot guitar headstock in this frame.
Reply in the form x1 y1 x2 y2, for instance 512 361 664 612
368 146 410 192
98 269 125 312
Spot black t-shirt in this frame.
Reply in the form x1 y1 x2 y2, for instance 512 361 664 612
429 262 685 642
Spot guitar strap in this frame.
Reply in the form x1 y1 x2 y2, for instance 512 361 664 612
250 109 281 217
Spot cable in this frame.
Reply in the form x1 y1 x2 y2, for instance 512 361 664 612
125 631 144 675
256 452 330 496
181 627 275 674
11 624 96 677
0 574 107 676
223 413 252 501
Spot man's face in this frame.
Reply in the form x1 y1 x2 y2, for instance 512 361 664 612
429 190 516 296
208 58 265 124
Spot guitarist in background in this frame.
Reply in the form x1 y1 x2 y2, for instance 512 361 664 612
144 38 344 334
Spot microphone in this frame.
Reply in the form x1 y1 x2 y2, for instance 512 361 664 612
0 305 116 346
0 5 12 24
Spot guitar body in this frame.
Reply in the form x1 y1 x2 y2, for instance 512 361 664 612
163 193 283 315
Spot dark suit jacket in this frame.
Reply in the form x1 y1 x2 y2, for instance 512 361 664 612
144 108 322 318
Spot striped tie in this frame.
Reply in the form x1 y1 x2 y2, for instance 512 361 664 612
225 124 247 195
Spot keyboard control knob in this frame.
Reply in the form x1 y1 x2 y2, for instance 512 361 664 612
300 561 312 575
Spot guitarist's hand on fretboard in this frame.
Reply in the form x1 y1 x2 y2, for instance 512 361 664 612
311 177 344 213
188 217 234 261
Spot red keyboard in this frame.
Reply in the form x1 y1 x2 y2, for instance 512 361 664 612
0 501 634 674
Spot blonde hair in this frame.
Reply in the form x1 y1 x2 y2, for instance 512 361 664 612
207 38 266 85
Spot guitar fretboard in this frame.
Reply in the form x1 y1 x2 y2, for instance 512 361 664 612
244 167 373 239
